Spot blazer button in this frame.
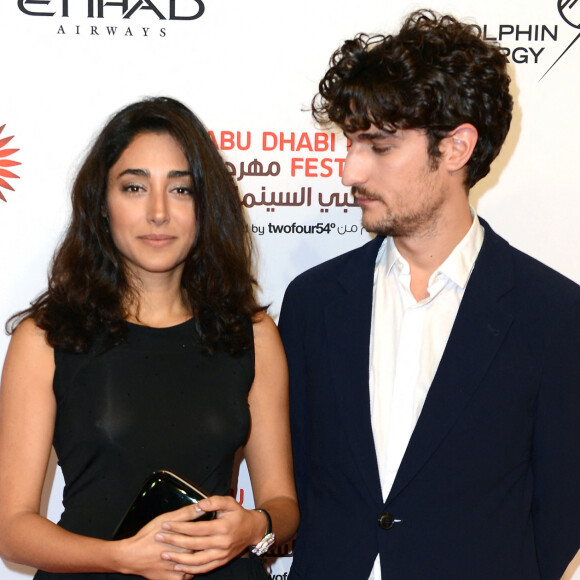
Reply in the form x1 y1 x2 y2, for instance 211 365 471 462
378 512 395 530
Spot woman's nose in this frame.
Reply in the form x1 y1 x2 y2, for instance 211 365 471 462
147 190 169 225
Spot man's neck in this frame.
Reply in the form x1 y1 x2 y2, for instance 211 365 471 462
393 202 473 301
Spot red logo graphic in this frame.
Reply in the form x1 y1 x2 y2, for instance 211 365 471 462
0 124 21 202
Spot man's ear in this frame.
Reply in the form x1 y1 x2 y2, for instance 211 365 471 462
441 123 478 173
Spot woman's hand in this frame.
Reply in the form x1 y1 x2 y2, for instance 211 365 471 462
153 496 266 576
115 506 209 580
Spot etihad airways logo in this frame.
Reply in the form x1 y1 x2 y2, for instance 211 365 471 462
17 0 205 35
0 125 21 203
17 0 204 19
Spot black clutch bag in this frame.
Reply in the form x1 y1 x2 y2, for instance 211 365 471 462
112 469 215 540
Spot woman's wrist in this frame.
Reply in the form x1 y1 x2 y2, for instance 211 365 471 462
249 508 275 556
108 537 131 575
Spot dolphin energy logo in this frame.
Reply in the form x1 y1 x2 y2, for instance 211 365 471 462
0 125 21 202
541 0 580 79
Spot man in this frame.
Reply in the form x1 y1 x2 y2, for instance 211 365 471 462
278 9 580 580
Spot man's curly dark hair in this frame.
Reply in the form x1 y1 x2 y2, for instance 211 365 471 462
312 9 513 188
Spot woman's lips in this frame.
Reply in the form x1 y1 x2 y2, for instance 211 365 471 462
138 234 176 247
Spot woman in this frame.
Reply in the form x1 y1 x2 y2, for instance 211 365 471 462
0 97 298 579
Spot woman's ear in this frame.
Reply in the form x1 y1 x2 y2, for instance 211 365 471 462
441 123 478 173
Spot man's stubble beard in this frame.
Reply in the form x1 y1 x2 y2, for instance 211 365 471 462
353 185 446 239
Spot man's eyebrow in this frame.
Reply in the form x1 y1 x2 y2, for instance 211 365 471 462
344 128 398 141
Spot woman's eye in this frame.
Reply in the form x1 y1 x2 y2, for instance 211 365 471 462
372 145 391 154
173 187 193 196
122 184 143 193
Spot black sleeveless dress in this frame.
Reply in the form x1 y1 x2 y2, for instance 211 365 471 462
34 319 268 579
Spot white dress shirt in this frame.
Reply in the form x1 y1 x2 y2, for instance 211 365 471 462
368 213 484 580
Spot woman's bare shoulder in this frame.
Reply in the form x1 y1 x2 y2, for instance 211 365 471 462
3 318 54 378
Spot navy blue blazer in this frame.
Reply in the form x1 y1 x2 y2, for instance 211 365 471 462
279 219 580 580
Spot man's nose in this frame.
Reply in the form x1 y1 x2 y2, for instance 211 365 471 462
341 149 368 187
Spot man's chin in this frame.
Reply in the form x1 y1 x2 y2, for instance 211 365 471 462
362 219 406 238
361 216 391 237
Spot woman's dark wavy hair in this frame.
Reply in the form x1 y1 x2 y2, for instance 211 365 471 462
7 96 264 354
312 9 513 188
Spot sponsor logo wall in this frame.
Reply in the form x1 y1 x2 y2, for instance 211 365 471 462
1 0 579 577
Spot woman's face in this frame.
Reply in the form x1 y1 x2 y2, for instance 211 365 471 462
105 131 197 283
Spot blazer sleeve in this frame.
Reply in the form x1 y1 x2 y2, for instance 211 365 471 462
532 294 580 579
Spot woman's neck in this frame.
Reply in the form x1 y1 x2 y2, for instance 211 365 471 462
124 271 192 328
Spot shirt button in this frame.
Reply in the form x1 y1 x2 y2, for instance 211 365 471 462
378 512 395 530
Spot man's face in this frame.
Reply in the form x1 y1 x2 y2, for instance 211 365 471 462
343 125 451 238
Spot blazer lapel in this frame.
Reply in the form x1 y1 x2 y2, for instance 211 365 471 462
388 222 516 502
325 236 384 501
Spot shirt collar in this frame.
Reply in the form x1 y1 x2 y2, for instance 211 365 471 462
436 210 484 289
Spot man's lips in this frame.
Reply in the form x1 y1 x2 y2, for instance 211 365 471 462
354 193 380 205
352 187 380 205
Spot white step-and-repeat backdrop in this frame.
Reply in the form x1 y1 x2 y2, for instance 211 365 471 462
1 0 579 578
